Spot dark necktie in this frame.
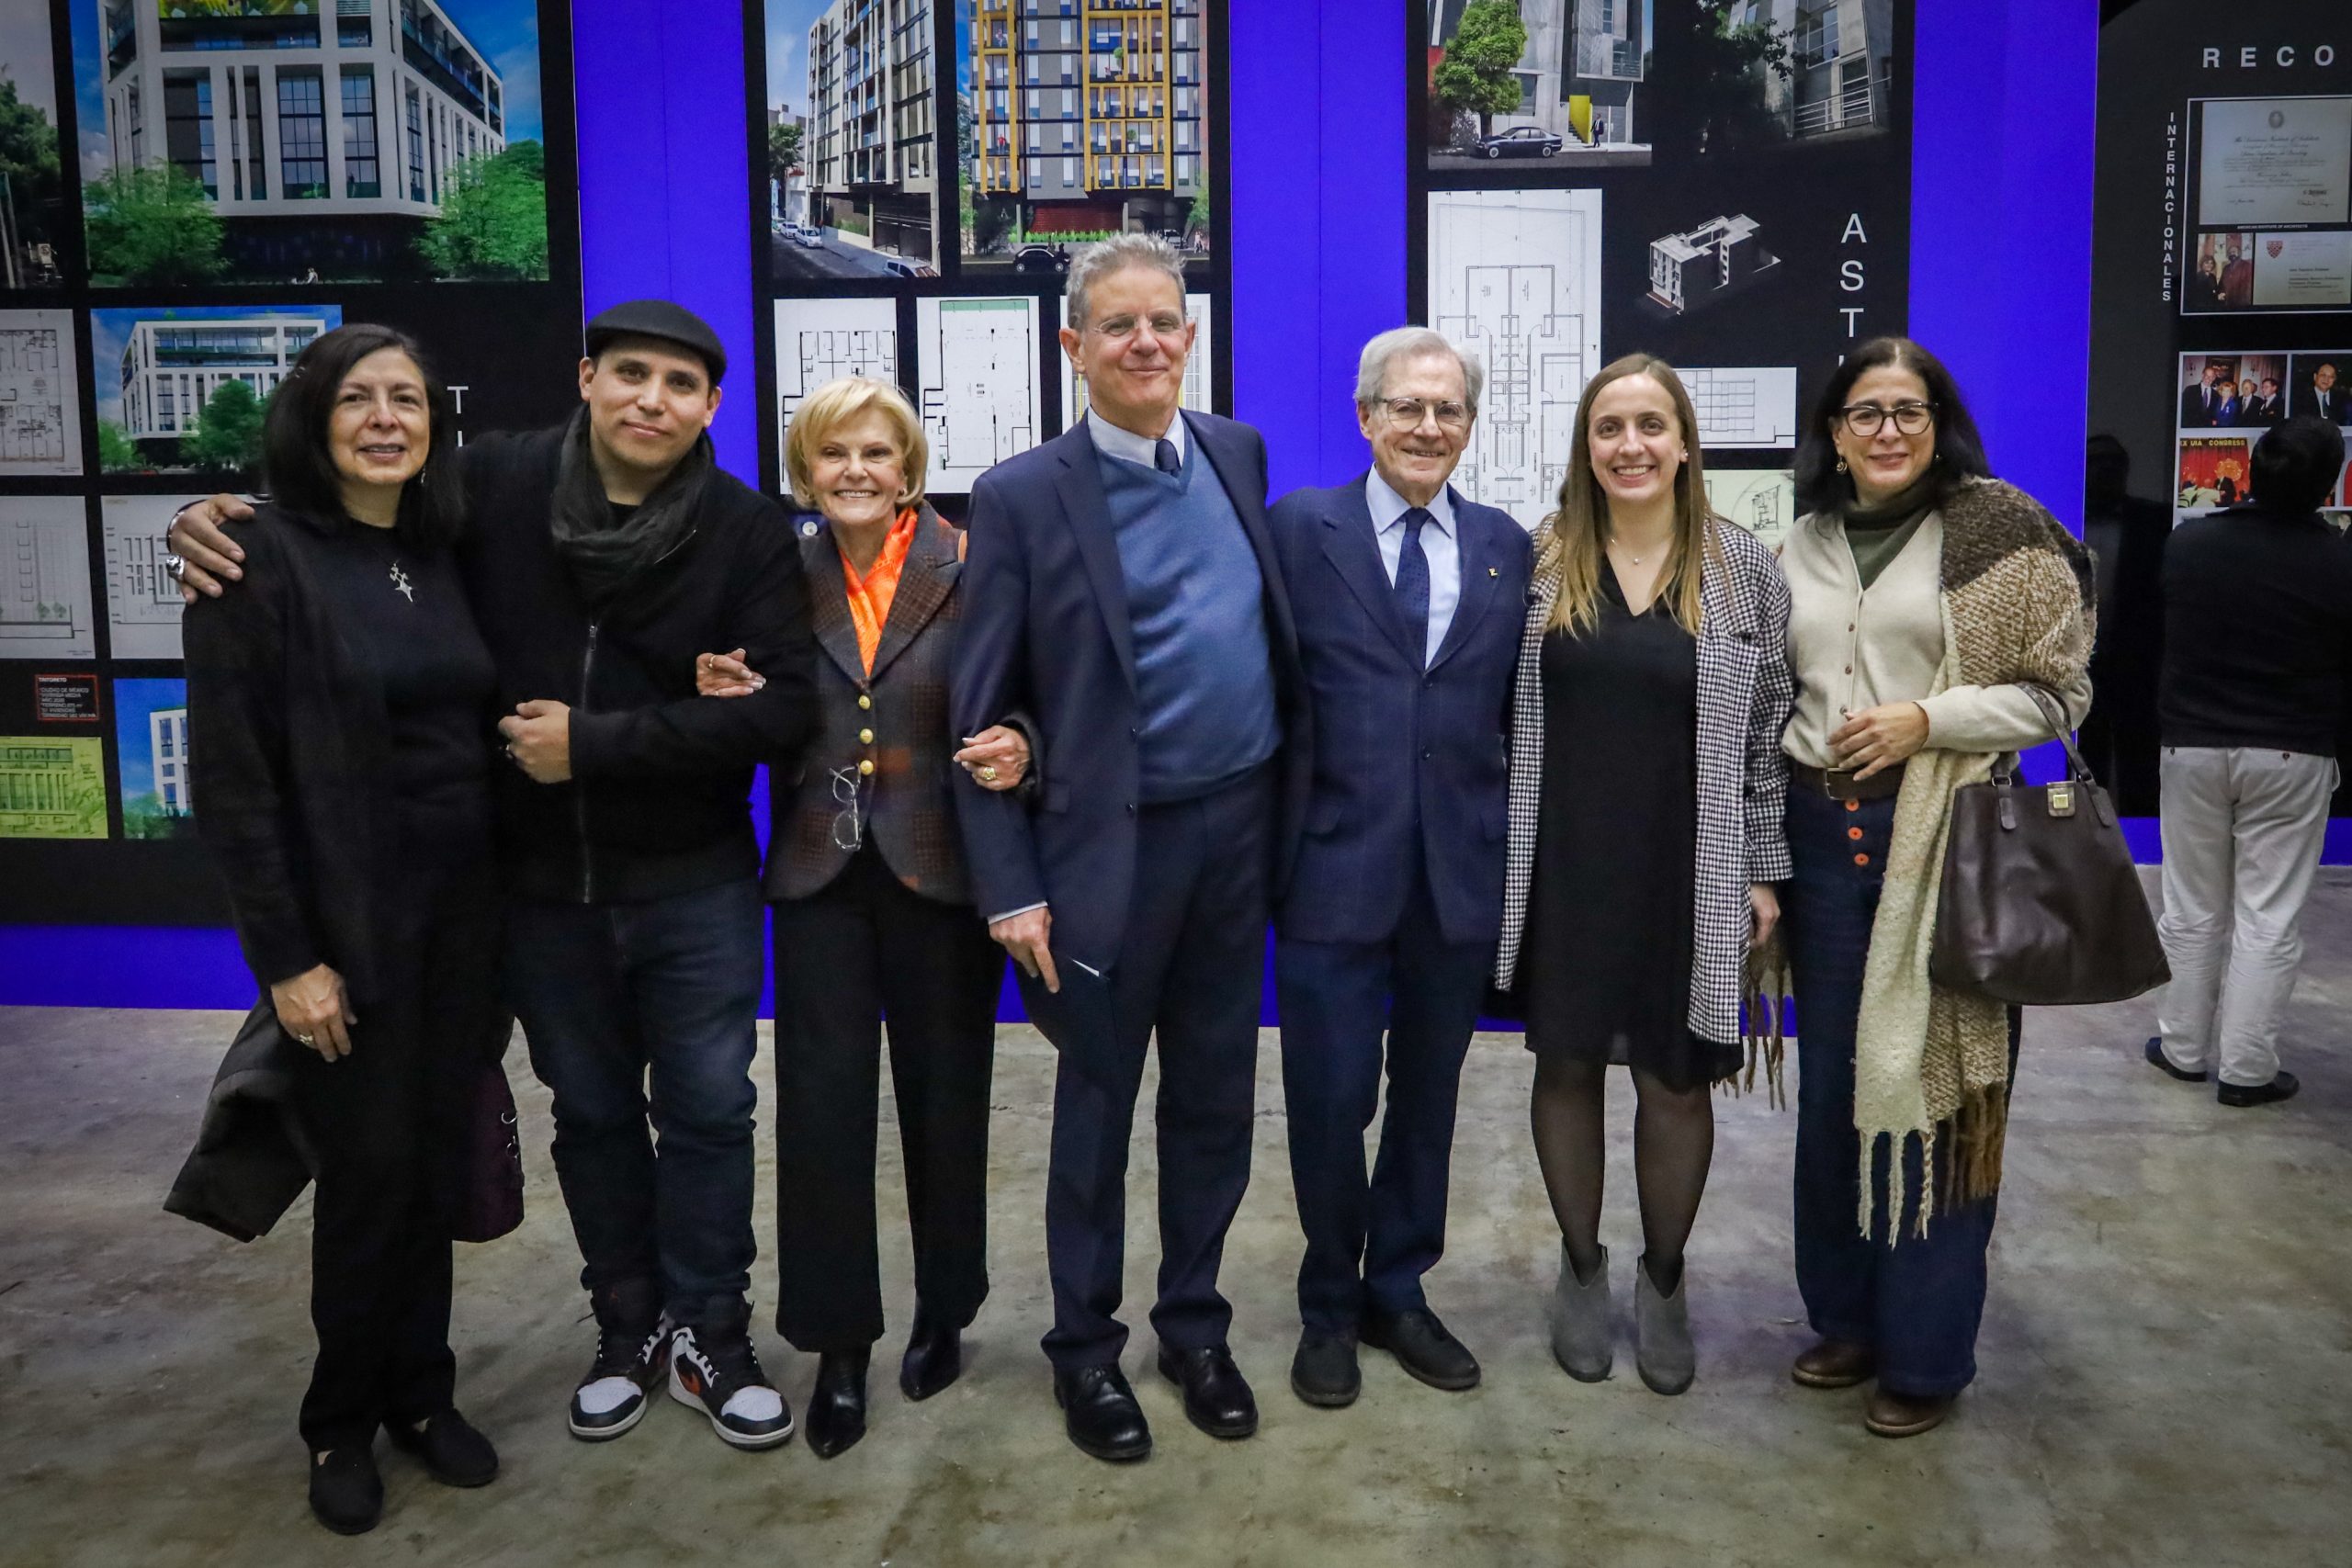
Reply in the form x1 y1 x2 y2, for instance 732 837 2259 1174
1395 507 1431 669
1154 438 1182 476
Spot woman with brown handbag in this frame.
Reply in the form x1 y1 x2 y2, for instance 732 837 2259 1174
1775 337 2093 1438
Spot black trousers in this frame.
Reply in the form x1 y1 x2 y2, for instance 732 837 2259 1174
771 846 1001 1352
1026 764 1273 1371
292 837 501 1450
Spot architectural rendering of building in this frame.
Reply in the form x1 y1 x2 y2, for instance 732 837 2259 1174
149 705 191 818
97 0 507 271
118 314 330 442
1731 0 1894 137
1647 214 1777 313
1426 0 1650 152
806 0 937 262
969 0 1206 252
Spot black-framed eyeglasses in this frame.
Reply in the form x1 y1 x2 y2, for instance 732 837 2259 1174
829 765 866 852
1379 396 1471 431
1838 400 1937 437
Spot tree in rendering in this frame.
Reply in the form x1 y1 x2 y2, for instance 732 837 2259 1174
83 164 225 286
1671 0 1794 155
420 141 548 281
95 420 147 474
0 73 62 254
1431 0 1527 148
183 379 266 474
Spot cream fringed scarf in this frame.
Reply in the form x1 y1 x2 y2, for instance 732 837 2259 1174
1848 478 2093 1237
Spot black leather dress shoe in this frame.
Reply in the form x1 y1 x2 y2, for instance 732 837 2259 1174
1360 1308 1480 1391
2219 1070 2300 1107
386 1409 498 1487
1155 1344 1259 1438
1053 1364 1152 1461
899 1306 963 1402
1289 1328 1360 1408
805 1348 870 1460
2144 1036 2207 1083
307 1447 383 1536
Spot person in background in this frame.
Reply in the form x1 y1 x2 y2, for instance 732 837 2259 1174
693 376 1032 1457
1777 336 2092 1438
2212 379 2242 430
1493 354 1792 1398
2147 416 2352 1107
2236 377 2284 428
2179 362 2224 429
167 300 820 1457
183 325 503 1534
1267 328 1531 1408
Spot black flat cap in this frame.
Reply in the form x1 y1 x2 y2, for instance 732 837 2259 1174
583 299 727 385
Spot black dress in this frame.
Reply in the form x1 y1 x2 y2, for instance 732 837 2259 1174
1522 563 1733 1091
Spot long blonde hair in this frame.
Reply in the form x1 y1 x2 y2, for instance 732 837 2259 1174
1540 354 1716 637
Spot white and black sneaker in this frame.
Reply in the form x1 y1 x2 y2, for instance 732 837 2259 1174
668 1322 794 1450
568 1316 671 1441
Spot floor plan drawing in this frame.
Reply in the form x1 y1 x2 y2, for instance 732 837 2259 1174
1679 366 1800 448
0 311 83 477
773 299 899 484
100 497 197 660
916 296 1040 492
1429 189 1603 530
1705 468 1797 552
1060 294 1214 428
0 497 96 660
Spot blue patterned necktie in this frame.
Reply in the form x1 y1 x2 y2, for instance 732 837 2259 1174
1395 507 1431 669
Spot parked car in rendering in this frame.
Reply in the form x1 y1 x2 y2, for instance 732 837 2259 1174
1478 126 1564 159
792 225 824 249
1012 244 1071 276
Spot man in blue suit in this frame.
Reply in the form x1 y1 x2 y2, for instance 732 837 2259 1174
1268 328 1532 1407
951 235 1308 1462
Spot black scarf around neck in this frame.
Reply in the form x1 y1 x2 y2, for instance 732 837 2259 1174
549 408 715 607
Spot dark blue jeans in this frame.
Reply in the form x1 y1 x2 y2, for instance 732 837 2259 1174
506 875 766 1326
1784 786 2018 1400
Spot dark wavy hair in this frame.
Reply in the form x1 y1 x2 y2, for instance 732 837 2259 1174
262 323 467 550
1792 336 1993 516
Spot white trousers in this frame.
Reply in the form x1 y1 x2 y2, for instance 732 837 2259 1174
2155 746 2338 1087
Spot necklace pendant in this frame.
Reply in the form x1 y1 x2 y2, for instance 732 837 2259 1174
389 560 415 603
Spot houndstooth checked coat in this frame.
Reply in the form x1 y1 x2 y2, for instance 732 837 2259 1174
1493 518 1794 1047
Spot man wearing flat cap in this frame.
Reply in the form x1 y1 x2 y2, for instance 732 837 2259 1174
167 300 820 1453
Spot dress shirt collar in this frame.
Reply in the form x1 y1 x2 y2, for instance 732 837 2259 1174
1365 468 1455 539
1088 406 1187 469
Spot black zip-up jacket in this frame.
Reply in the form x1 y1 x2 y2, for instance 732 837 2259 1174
455 425 818 903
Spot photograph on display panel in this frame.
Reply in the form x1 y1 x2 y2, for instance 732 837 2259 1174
2177 351 2287 430
0 308 82 474
111 673 190 840
763 0 942 281
90 303 342 476
2289 352 2352 426
2185 96 2352 315
71 0 555 285
1 0 69 288
1423 0 1653 169
960 0 1212 274
2176 434 2252 515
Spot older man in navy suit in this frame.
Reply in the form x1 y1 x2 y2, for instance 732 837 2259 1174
1269 329 1532 1406
951 235 1308 1462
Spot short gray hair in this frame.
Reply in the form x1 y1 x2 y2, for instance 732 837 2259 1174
1354 327 1483 415
1066 233 1188 332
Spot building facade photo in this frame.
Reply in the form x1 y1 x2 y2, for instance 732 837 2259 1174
116 312 330 441
805 0 937 264
1425 0 1652 164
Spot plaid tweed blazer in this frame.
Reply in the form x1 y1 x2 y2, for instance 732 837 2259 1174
764 505 976 906
1494 518 1794 1046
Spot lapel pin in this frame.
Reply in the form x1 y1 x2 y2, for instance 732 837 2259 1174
1487 567 1498 577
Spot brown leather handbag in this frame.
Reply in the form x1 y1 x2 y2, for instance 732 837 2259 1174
1929 686 2170 1006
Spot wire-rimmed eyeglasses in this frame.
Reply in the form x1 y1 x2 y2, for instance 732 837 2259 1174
1378 396 1471 431
829 765 866 852
1838 400 1937 437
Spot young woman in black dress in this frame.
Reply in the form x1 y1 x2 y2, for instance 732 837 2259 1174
1492 355 1793 1394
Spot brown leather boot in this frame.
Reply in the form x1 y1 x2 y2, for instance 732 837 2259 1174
1864 1388 1955 1438
1790 1337 1875 1389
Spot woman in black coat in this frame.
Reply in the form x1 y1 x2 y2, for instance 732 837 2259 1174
697 376 1030 1458
183 325 505 1534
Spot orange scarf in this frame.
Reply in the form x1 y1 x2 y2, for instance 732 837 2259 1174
839 508 920 675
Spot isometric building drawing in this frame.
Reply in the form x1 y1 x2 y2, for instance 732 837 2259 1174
0 496 96 660
1059 292 1211 428
1429 188 1603 530
1704 468 1796 552
100 496 198 660
0 311 83 477
1647 214 1780 314
773 298 900 487
916 295 1039 492
1679 366 1800 448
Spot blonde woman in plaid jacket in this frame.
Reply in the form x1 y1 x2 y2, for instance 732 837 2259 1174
1492 354 1793 1396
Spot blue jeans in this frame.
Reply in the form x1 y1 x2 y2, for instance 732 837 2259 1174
506 875 766 1326
1783 787 2018 1399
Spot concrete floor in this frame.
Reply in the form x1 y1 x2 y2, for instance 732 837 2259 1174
4 877 2349 1567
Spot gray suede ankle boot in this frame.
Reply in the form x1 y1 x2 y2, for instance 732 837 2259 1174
1634 1254 1694 1395
1548 1241 1611 1382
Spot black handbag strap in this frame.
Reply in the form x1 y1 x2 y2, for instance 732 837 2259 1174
1991 682 2095 784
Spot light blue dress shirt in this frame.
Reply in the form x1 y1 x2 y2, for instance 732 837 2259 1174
1088 407 1187 468
1366 469 1459 667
